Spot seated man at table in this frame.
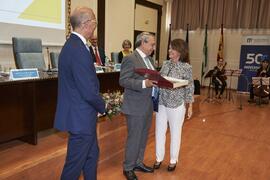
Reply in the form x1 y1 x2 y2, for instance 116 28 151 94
89 35 106 66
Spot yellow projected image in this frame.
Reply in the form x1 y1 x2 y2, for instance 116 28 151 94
19 0 61 24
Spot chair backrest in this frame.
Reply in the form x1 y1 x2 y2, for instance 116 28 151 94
12 37 46 70
111 52 119 64
50 52 60 69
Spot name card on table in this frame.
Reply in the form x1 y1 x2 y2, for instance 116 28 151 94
114 63 121 71
95 66 104 73
10 68 39 80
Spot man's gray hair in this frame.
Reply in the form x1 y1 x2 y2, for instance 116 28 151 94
135 32 154 48
70 7 91 30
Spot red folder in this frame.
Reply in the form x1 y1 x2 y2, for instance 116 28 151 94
134 68 188 88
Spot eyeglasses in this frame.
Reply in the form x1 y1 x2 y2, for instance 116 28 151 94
82 19 97 25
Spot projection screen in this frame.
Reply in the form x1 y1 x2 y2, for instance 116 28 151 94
0 0 66 45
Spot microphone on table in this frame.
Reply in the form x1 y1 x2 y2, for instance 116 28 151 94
46 47 53 74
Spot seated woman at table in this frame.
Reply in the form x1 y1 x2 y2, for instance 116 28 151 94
248 55 270 102
212 58 227 99
118 39 132 63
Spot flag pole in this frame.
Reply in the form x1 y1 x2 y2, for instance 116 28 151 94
217 24 224 62
186 23 190 63
166 24 171 61
186 23 189 44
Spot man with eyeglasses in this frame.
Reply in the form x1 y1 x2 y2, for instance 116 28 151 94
54 7 105 180
89 34 106 66
120 32 157 180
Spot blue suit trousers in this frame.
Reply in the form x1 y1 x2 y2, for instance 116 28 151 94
61 132 99 180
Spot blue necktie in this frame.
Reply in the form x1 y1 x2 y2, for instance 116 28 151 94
152 87 159 112
144 57 158 111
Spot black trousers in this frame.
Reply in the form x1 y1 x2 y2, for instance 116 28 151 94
212 77 226 96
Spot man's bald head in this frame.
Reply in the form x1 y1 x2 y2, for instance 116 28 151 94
70 7 94 30
70 7 97 40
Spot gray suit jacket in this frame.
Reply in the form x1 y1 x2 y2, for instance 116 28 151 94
119 50 155 116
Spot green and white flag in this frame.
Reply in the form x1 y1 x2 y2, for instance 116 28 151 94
201 24 208 81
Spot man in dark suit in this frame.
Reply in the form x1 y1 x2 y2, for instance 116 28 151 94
119 32 157 180
54 7 105 180
89 35 106 66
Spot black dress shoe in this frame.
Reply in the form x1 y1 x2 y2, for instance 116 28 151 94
153 161 162 169
133 163 154 173
123 170 138 180
167 163 177 172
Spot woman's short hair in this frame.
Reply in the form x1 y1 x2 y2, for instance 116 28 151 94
122 39 132 48
170 39 190 63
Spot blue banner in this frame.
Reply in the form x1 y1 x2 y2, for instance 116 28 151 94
238 35 270 92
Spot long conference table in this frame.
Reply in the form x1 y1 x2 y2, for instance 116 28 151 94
0 71 123 145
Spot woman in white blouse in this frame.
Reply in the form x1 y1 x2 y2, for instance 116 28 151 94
153 38 194 171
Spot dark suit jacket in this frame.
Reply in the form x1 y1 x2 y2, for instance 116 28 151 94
256 66 270 77
89 46 106 66
119 50 155 116
118 51 124 63
54 34 105 135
